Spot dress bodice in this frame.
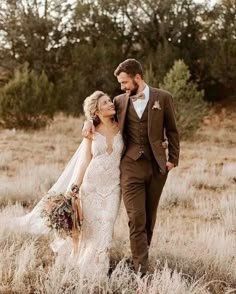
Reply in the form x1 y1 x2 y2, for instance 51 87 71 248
91 131 123 163
80 131 123 198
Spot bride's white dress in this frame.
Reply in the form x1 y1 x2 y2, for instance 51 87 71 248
3 130 123 278
76 131 123 276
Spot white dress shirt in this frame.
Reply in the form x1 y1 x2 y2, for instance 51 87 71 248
132 85 150 119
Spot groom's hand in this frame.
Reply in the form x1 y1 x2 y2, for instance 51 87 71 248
166 161 175 172
82 120 95 138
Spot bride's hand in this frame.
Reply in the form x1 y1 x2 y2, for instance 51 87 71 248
82 120 95 138
65 190 75 198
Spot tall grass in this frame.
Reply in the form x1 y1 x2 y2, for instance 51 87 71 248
0 112 235 293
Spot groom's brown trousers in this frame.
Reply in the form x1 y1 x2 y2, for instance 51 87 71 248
121 155 167 273
120 100 168 273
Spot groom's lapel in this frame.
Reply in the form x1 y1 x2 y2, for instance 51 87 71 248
117 93 129 132
148 87 157 135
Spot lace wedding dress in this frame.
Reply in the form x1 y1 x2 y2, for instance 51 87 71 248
3 130 123 278
76 131 123 277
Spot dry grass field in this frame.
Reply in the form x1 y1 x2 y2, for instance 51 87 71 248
0 106 235 294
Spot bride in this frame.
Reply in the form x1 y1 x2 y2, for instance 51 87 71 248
6 90 123 278
72 91 123 276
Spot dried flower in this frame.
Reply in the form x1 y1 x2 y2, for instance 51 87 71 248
41 193 80 238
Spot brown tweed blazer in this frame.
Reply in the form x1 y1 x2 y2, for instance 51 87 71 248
113 87 180 174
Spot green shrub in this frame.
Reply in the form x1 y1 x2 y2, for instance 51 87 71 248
0 64 55 129
160 60 207 138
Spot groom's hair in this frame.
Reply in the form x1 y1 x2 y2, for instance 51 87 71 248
114 59 144 78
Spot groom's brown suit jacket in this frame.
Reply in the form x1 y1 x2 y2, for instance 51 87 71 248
113 87 180 174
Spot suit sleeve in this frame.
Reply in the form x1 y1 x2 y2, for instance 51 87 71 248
113 96 119 123
164 94 180 166
113 96 118 110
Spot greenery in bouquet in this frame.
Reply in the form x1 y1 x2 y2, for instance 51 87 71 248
41 193 74 237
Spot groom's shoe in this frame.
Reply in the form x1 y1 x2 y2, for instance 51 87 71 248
137 271 153 286
124 257 135 272
107 266 113 278
140 272 147 279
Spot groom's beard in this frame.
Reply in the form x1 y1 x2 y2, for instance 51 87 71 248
129 80 139 96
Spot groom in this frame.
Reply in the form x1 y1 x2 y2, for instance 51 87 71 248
84 59 179 274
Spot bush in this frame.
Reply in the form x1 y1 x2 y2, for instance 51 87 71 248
160 60 207 138
0 64 55 129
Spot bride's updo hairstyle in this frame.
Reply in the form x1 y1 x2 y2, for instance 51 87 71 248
83 91 107 125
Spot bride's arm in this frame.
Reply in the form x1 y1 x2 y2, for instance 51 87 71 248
67 138 92 196
74 138 92 186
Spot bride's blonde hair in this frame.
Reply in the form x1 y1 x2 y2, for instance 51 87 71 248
83 91 107 120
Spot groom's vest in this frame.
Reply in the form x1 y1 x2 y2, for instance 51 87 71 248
124 100 153 160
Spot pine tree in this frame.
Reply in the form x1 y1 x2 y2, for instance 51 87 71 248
160 60 207 138
0 63 55 129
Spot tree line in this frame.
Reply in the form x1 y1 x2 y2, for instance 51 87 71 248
0 0 235 133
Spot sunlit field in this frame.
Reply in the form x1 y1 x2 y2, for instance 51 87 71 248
0 108 235 294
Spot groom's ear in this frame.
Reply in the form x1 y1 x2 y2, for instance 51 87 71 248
134 73 142 82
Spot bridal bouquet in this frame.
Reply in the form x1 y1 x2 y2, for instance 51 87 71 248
42 192 82 238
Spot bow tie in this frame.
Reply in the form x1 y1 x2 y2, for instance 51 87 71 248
130 92 145 101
